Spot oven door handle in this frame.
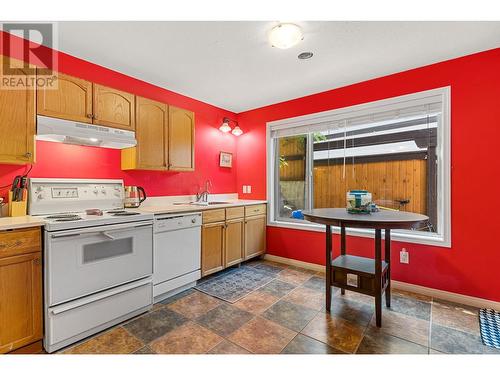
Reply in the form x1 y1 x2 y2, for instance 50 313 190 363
50 222 152 239
102 231 116 240
50 278 152 315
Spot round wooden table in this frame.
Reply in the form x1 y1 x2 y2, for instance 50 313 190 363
302 208 428 327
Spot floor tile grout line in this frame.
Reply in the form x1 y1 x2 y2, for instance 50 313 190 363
428 296 434 353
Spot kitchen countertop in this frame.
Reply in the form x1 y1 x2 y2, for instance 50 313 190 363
139 199 267 215
0 216 45 231
0 200 267 229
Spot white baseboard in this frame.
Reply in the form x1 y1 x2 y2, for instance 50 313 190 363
263 254 500 311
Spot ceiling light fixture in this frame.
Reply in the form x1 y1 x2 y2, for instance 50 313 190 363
268 23 303 49
231 126 243 137
219 117 243 136
219 118 232 133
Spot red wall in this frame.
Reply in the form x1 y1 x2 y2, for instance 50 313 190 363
0 32 237 199
236 48 500 302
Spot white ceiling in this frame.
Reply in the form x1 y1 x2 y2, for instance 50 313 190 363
57 21 500 112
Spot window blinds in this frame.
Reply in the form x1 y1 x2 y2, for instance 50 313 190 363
270 100 442 139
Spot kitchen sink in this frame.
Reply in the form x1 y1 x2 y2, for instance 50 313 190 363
172 201 231 206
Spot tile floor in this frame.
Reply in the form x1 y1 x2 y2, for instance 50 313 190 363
61 259 499 355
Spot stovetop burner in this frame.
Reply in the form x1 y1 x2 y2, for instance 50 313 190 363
46 214 81 220
111 212 141 216
54 217 84 222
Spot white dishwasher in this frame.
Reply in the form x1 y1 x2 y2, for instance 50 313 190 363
153 212 202 302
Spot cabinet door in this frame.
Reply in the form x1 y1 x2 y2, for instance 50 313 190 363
0 58 35 165
122 97 168 170
225 219 244 267
244 215 266 260
168 106 194 171
201 222 224 277
93 84 135 130
0 252 42 353
37 72 93 123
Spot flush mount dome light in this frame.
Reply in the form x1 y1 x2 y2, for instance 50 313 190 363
269 23 303 49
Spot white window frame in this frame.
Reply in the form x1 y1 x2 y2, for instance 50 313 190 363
266 87 451 247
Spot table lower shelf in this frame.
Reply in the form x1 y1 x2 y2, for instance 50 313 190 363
330 255 389 297
332 255 388 277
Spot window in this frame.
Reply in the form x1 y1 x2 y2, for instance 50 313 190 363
267 88 451 247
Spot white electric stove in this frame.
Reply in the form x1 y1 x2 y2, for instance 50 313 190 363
29 178 154 353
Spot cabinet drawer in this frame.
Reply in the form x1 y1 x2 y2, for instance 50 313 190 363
46 278 152 352
245 204 267 217
202 209 226 224
0 227 41 259
226 206 244 220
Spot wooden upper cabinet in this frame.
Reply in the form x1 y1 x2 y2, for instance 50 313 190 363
168 106 195 171
122 97 168 170
93 84 135 130
37 72 93 123
0 57 35 165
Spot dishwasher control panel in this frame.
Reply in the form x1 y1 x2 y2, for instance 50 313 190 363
154 213 202 233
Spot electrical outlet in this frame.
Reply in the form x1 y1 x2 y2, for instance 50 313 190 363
400 248 409 264
247 185 252 193
242 185 248 194
347 273 358 287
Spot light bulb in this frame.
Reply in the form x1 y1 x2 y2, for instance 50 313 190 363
231 126 243 136
219 120 231 133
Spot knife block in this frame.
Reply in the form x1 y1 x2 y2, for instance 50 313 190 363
8 190 27 217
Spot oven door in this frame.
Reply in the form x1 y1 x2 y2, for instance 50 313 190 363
46 221 153 306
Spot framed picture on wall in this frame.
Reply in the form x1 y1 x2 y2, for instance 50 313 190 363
219 151 233 168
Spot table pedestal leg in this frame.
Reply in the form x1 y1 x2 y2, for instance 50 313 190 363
340 225 346 295
325 224 332 312
385 229 391 308
375 229 382 327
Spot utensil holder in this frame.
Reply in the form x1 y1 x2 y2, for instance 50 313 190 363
8 190 27 217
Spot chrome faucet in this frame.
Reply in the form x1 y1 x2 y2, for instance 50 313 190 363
196 180 212 203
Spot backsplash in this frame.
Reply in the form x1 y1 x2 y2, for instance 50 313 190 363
0 139 237 202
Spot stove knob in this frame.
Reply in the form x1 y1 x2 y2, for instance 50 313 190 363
101 190 107 195
191 218 196 224
93 190 98 195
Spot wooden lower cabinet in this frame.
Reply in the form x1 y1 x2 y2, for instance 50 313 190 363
244 214 267 260
201 205 266 276
201 222 225 276
225 219 244 267
0 227 42 354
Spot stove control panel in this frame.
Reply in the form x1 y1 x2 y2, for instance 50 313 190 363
28 179 125 215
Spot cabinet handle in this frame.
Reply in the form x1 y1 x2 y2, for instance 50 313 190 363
86 114 93 119
33 258 41 265
24 152 32 158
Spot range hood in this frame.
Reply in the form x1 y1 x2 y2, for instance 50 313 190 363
36 115 137 149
